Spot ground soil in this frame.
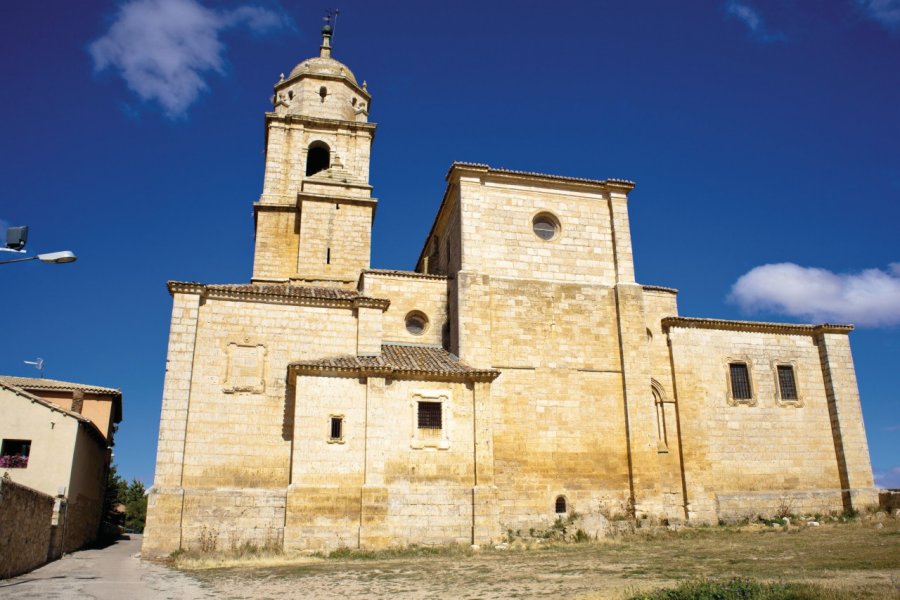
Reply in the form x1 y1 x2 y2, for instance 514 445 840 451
179 519 900 599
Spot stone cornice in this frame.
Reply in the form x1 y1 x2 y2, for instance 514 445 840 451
360 269 448 283
297 192 377 206
642 285 679 294
167 281 390 311
447 161 636 191
662 316 853 335
265 112 377 133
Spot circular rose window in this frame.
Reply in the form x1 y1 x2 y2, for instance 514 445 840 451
405 311 429 335
532 212 560 241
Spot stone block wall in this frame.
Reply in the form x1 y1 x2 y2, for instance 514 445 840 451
297 198 373 283
253 208 299 281
668 326 870 522
457 176 621 285
0 478 54 579
360 272 448 346
181 299 359 490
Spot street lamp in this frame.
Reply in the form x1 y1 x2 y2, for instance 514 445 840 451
0 251 77 265
0 225 77 265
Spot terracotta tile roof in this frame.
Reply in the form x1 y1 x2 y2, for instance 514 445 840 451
206 283 360 300
449 161 635 189
167 281 390 310
0 376 121 397
661 317 853 335
290 344 499 382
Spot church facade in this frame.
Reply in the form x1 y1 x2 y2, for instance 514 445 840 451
142 27 877 557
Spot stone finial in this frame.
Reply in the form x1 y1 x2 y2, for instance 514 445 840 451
279 73 285 83
362 80 368 91
320 24 333 58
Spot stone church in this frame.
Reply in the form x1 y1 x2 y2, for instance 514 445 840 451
143 26 877 556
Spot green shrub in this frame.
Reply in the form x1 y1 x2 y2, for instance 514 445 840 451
627 577 852 600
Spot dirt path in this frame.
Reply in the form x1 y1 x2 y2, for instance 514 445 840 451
0 535 209 600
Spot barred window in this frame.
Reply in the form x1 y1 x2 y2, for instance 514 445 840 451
777 365 798 400
329 416 343 440
730 363 752 400
417 401 442 430
555 496 567 514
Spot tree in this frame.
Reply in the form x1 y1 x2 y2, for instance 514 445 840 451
103 464 147 533
122 479 147 532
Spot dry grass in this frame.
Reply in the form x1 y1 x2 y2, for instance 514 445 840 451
177 519 900 599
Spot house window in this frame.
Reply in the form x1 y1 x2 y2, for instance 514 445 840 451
777 365 799 401
417 401 442 430
532 212 560 241
329 416 344 441
555 496 567 514
0 439 31 468
729 362 752 400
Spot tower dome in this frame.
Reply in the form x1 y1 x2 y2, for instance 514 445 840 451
288 56 357 85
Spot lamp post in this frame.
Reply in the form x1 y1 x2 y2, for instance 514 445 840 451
0 250 77 265
1 225 77 265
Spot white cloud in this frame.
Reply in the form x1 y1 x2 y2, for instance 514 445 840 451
874 466 900 488
857 0 900 32
724 1 785 43
729 262 900 327
89 0 290 118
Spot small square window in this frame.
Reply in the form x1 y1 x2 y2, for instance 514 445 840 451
0 439 31 468
417 401 442 430
777 365 797 400
729 363 752 400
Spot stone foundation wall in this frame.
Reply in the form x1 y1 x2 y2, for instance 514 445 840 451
180 488 285 552
0 478 54 579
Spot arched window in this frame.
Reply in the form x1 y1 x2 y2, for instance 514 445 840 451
555 496 567 514
306 141 330 176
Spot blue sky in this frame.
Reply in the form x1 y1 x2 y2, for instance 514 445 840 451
1 0 898 488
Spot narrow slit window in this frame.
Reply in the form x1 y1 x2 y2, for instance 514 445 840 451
326 248 331 264
417 401 442 430
329 416 343 441
729 363 752 400
777 365 798 400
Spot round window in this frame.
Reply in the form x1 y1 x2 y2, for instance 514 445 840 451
405 311 429 335
532 213 559 241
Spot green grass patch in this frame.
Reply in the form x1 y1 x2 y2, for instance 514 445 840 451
627 577 890 600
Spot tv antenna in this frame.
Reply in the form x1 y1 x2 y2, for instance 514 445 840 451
24 357 44 378
325 8 340 39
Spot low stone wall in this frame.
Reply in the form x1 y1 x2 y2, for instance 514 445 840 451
0 478 54 579
65 494 102 553
879 490 900 513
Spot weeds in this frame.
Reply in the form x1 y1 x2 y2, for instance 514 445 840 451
626 577 884 600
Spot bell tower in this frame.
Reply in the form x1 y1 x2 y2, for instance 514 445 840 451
252 24 377 286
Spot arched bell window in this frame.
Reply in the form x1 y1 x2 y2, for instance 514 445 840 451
306 141 330 176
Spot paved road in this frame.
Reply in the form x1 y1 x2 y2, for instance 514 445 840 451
0 535 209 599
